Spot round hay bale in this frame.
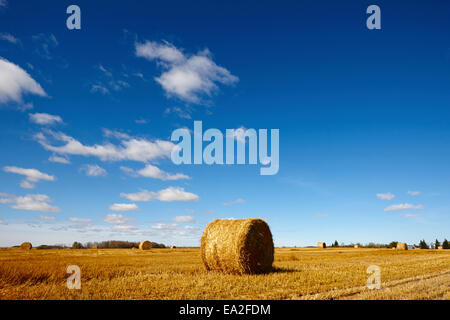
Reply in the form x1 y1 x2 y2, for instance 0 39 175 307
354 244 360 249
396 242 408 250
139 240 152 250
317 242 326 249
20 242 32 250
438 246 443 250
91 245 98 249
201 218 274 274
170 246 176 249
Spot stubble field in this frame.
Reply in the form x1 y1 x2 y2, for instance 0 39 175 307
0 247 448 300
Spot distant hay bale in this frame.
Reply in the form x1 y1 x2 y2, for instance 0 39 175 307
92 245 98 249
317 242 326 249
396 243 408 250
438 246 443 250
354 244 360 248
170 246 176 249
20 242 32 250
139 240 152 250
201 218 274 274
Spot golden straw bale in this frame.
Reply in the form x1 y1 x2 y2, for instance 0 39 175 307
396 242 408 250
317 242 326 249
201 218 274 274
438 246 443 250
354 244 360 248
20 242 32 250
139 240 152 250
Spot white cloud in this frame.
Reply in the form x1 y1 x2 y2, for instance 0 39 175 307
0 58 47 107
104 213 133 225
29 112 62 125
0 218 7 225
376 192 395 200
384 203 424 211
48 155 70 164
0 33 19 45
223 198 245 206
135 40 238 104
313 214 330 217
407 191 421 196
3 166 55 189
90 65 130 95
35 130 175 163
103 128 130 140
80 164 107 177
68 217 92 223
151 223 178 230
185 209 195 214
137 164 190 181
204 210 215 214
172 215 196 223
109 203 139 212
121 187 199 202
38 215 56 221
0 193 60 212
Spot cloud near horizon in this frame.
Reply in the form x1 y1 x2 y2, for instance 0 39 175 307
0 193 60 212
384 203 424 211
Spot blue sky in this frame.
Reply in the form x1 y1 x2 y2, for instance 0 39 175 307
0 0 449 247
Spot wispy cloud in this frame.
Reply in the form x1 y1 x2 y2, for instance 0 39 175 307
121 187 199 202
313 214 330 217
384 203 424 211
0 33 20 45
80 164 107 177
90 65 130 95
38 215 56 221
172 215 196 223
29 112 63 125
48 155 70 164
164 106 191 119
0 193 60 212
223 198 245 206
104 213 133 225
109 203 139 212
403 213 421 218
0 0 8 8
35 129 175 163
68 217 92 223
3 166 55 189
135 40 238 104
376 192 395 200
32 33 58 60
407 191 421 196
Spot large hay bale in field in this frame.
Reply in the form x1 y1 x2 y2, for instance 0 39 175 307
201 218 274 274
354 244 360 248
397 242 408 250
20 242 32 250
317 242 326 249
438 246 443 250
139 240 152 250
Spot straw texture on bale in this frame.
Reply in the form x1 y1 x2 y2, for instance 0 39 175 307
20 242 32 250
139 240 152 250
170 246 176 249
201 218 274 274
397 243 408 250
317 242 326 249
354 244 360 248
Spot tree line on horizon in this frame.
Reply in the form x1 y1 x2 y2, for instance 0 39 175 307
327 239 449 249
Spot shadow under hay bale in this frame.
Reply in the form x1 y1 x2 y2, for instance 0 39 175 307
201 218 274 274
20 242 32 250
139 240 152 250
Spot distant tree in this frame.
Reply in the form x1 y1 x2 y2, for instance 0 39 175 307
388 241 398 248
443 239 449 249
333 240 339 247
419 239 429 249
72 241 84 249
435 239 441 249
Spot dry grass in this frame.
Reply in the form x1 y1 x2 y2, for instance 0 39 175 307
0 247 448 300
